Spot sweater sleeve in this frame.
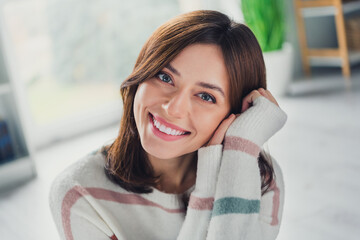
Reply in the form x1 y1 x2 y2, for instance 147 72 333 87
177 144 223 240
49 159 121 240
206 96 287 240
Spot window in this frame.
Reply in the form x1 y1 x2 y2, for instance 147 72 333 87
1 0 180 148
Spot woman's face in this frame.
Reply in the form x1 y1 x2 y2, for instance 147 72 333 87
133 43 231 159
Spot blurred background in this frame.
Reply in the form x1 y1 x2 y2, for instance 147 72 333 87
0 0 359 239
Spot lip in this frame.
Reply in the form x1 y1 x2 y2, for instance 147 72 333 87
150 113 190 133
148 113 190 141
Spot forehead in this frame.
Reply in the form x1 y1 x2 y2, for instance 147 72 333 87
169 43 230 94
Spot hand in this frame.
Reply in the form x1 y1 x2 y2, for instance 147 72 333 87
240 88 279 114
227 88 287 146
204 88 281 147
203 113 236 147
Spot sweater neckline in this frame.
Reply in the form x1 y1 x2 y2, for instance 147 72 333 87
142 184 195 209
151 184 195 197
97 148 195 209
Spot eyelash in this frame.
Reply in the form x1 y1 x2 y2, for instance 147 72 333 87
156 72 217 104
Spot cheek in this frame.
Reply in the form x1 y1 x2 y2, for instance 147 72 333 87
134 83 154 112
135 81 162 107
133 84 150 127
134 83 148 105
195 112 225 140
133 82 164 129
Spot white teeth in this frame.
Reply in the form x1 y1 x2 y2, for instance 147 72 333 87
154 120 160 129
152 116 187 136
160 125 166 132
165 127 172 135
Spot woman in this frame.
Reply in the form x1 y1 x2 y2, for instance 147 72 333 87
49 10 287 240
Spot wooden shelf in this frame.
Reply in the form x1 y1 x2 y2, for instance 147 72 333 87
294 0 360 79
301 0 360 17
309 50 360 66
343 0 360 13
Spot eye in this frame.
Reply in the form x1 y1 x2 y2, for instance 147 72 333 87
157 72 173 84
198 93 216 103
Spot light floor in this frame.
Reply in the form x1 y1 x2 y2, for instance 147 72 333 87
0 76 359 240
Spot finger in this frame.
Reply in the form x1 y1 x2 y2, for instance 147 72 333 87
258 88 268 97
207 114 236 146
208 114 235 145
258 88 279 107
241 90 262 113
265 90 279 106
241 91 256 113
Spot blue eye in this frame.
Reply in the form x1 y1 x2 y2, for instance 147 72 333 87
157 72 173 84
199 93 216 103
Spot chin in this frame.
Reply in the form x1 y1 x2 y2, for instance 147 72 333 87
143 145 180 160
142 141 196 160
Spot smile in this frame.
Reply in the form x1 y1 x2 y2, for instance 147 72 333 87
153 118 186 135
149 113 190 141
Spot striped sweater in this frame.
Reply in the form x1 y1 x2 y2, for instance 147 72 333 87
49 96 287 240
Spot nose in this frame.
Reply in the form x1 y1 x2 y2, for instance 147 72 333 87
162 91 190 119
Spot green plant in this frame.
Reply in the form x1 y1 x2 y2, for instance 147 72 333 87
241 0 285 52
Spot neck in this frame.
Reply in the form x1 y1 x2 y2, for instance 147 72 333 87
147 151 197 194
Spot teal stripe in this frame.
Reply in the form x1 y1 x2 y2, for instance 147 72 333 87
212 197 260 217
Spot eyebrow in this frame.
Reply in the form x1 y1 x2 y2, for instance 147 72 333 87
165 63 226 98
197 82 225 98
165 63 181 77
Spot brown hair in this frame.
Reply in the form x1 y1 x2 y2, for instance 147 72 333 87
102 10 274 195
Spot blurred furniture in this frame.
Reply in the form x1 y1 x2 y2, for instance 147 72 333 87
0 31 36 191
294 0 360 81
346 16 360 50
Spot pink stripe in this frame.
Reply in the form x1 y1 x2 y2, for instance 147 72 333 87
110 234 118 240
86 187 185 213
188 195 214 210
224 136 260 157
269 180 280 226
61 186 84 240
61 186 185 240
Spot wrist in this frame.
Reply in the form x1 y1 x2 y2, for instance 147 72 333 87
194 145 223 196
225 96 287 146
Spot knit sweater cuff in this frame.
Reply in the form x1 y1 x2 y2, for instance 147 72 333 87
193 144 223 197
225 96 287 147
